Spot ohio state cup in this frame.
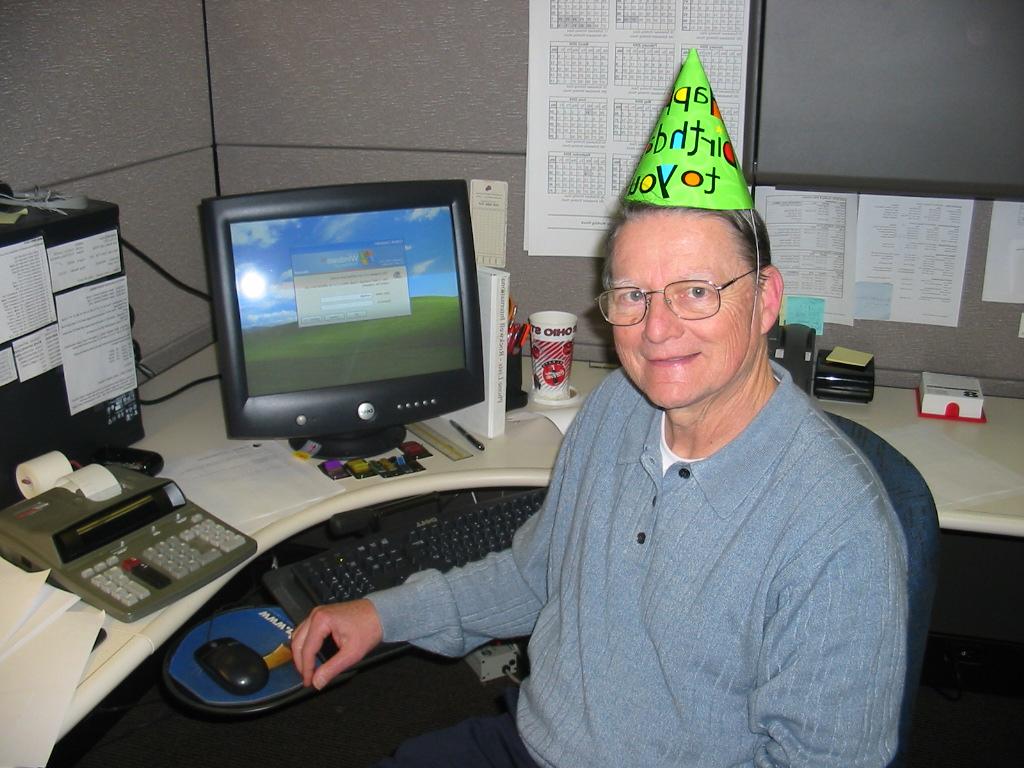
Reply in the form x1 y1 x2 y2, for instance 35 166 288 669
529 311 577 401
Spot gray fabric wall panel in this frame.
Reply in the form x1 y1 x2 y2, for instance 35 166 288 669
1 1 211 183
215 145 613 361
60 151 218 372
821 202 1023 397
2 0 216 377
206 1 528 152
4 1 1021 396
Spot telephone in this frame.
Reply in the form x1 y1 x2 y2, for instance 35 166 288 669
767 321 816 394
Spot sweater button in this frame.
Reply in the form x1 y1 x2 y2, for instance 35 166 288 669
678 466 691 479
636 531 646 544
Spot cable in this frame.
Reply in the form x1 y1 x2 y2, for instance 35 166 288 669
119 236 215 401
502 663 522 685
0 186 88 213
138 373 220 406
120 236 211 302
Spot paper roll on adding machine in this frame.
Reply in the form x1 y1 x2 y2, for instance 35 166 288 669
0 451 256 622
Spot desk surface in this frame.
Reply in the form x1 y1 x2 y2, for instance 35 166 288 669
61 346 1024 737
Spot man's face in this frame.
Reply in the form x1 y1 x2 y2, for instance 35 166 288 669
610 211 769 415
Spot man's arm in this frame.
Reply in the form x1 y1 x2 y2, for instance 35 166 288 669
749 512 907 767
290 377 606 686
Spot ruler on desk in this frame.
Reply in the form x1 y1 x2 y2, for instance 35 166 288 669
407 421 472 461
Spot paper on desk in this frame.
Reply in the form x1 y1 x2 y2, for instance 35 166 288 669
162 441 341 534
507 406 580 436
883 424 1024 513
0 602 104 768
0 559 51 649
0 582 79 664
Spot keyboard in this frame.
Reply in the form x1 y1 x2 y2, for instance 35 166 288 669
262 487 547 627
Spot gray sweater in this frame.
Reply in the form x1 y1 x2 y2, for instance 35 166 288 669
369 366 908 767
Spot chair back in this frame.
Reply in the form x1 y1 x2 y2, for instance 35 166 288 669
827 413 941 768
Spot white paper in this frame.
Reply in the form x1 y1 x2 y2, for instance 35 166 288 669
0 582 80 664
508 405 581 436
0 559 52 649
161 442 340 534
55 276 137 415
525 0 752 257
0 345 16 387
46 229 122 293
755 187 858 325
854 195 973 327
470 180 509 268
881 424 1024 515
12 323 62 382
0 236 57 345
0 602 104 768
982 200 1024 304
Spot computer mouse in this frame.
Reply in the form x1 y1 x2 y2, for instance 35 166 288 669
194 637 270 695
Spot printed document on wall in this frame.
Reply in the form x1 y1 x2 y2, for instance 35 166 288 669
0 236 57 345
854 195 973 327
755 187 857 325
525 0 752 257
55 276 137 415
983 201 1024 304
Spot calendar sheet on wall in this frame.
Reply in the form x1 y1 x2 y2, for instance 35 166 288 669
525 0 752 258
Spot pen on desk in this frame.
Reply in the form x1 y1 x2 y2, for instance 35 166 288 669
449 419 485 451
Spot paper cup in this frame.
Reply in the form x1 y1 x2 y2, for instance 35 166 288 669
529 311 577 402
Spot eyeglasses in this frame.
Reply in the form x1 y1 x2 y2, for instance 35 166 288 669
595 268 757 326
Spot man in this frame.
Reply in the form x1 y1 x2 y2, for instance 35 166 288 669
292 52 908 766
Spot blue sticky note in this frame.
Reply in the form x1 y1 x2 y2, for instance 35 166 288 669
854 281 893 321
781 296 825 335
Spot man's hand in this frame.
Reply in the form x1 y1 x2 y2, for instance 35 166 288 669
291 598 384 689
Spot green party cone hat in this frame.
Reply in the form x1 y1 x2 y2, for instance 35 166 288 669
624 49 753 210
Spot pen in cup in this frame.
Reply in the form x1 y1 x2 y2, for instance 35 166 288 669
449 419 485 451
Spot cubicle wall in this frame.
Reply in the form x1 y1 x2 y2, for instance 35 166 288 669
1 1 217 372
752 0 1024 394
204 3 617 363
4 1 1022 395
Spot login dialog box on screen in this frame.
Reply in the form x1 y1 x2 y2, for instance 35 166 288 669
291 241 412 327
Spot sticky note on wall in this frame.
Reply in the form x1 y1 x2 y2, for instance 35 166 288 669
781 296 825 335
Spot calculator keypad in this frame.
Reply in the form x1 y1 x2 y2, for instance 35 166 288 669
79 513 251 611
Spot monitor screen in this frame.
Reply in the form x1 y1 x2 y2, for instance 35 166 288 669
201 180 484 458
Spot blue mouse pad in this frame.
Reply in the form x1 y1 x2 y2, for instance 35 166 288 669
166 605 316 707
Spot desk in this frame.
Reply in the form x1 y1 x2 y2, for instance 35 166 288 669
820 389 1024 537
58 346 1024 737
59 346 564 737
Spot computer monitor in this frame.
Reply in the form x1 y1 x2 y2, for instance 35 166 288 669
201 180 484 458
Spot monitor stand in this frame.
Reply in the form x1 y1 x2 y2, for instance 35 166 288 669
288 425 406 459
